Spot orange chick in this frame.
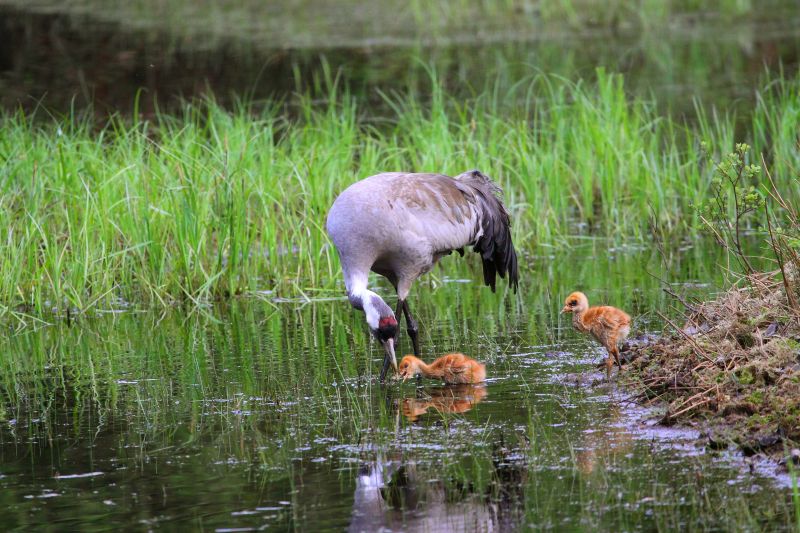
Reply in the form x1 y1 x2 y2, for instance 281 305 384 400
561 291 631 377
397 353 486 384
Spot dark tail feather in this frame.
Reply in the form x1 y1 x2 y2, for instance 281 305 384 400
456 170 519 293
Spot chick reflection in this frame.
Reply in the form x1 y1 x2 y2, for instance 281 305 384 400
401 384 488 422
575 404 634 475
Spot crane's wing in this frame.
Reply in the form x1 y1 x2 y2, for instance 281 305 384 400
455 170 519 293
392 171 519 293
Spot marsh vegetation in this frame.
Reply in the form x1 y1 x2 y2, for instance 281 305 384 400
626 142 800 466
2 73 799 323
1 0 800 530
3 243 799 530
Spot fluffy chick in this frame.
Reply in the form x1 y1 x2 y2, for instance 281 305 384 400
562 291 631 377
397 353 486 384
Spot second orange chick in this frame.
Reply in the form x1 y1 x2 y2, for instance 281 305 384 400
561 291 631 377
397 353 486 384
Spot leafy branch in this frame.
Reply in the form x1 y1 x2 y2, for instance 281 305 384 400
697 142 764 275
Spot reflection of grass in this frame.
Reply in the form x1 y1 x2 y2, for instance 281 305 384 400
1 72 799 319
789 457 800 530
4 1 797 119
0 260 795 528
6 0 798 49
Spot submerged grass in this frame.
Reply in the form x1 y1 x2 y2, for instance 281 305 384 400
1 71 799 319
2 301 795 530
0 242 795 529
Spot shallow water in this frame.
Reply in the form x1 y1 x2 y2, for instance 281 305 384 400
0 241 796 530
1 2 799 117
1 3 798 530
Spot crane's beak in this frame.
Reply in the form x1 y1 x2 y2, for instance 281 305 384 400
560 306 569 314
384 338 397 370
379 338 397 381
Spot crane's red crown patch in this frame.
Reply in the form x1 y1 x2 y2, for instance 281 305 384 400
379 316 398 328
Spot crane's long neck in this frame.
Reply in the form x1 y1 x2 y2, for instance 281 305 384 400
344 272 394 329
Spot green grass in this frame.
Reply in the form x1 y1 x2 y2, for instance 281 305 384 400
0 71 798 321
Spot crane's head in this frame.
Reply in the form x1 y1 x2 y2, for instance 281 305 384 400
374 315 399 369
358 291 399 373
561 291 589 314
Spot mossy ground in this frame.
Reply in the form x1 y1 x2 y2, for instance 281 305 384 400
623 271 800 467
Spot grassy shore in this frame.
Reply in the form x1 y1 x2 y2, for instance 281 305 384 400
624 272 800 464
623 139 800 467
1 72 799 321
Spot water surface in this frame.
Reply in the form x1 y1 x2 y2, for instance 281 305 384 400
1 3 798 530
1 241 796 530
1 2 799 117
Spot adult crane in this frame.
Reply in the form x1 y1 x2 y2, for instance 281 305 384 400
326 170 519 381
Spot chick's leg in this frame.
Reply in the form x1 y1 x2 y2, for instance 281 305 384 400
610 334 622 368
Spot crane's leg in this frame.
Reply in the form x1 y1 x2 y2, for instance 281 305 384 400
402 300 420 356
380 358 390 383
613 347 622 369
394 298 404 350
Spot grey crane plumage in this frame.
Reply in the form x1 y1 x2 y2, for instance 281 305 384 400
326 170 519 381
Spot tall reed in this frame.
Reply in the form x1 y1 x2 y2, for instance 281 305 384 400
1 72 798 319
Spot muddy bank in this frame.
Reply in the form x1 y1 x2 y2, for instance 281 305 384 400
623 272 800 469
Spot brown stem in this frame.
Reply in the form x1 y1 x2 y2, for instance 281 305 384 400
666 397 713 421
656 310 715 364
728 158 755 275
662 286 699 315
670 387 717 412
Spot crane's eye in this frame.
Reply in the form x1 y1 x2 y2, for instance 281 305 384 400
569 300 577 306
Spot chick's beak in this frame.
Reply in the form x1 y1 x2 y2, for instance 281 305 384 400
560 306 568 314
